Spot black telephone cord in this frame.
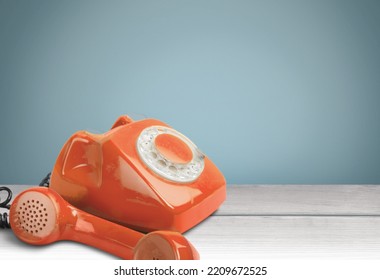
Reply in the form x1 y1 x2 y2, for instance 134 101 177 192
0 186 12 228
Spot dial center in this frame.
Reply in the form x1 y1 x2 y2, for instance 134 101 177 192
154 133 193 164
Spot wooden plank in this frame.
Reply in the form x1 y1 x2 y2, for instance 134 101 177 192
0 229 116 259
3 185 380 216
3 215 379 260
214 185 380 216
186 216 380 259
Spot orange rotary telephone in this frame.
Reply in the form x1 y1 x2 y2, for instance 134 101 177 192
8 115 226 260
49 115 226 233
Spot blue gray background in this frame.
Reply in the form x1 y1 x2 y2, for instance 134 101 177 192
1 0 379 185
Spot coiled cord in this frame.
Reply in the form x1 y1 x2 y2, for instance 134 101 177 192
39 172 51 187
0 186 12 229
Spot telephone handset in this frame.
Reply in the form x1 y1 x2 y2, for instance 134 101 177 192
7 115 226 259
49 115 226 233
9 187 199 260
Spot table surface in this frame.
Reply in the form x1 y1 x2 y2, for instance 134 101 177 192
1 184 380 260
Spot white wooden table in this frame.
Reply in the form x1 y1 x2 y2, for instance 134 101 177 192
1 185 380 260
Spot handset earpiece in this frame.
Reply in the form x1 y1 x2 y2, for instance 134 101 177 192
9 187 199 260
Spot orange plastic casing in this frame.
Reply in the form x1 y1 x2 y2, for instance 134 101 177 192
50 115 226 233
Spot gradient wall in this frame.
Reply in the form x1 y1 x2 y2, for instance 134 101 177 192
1 0 379 184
